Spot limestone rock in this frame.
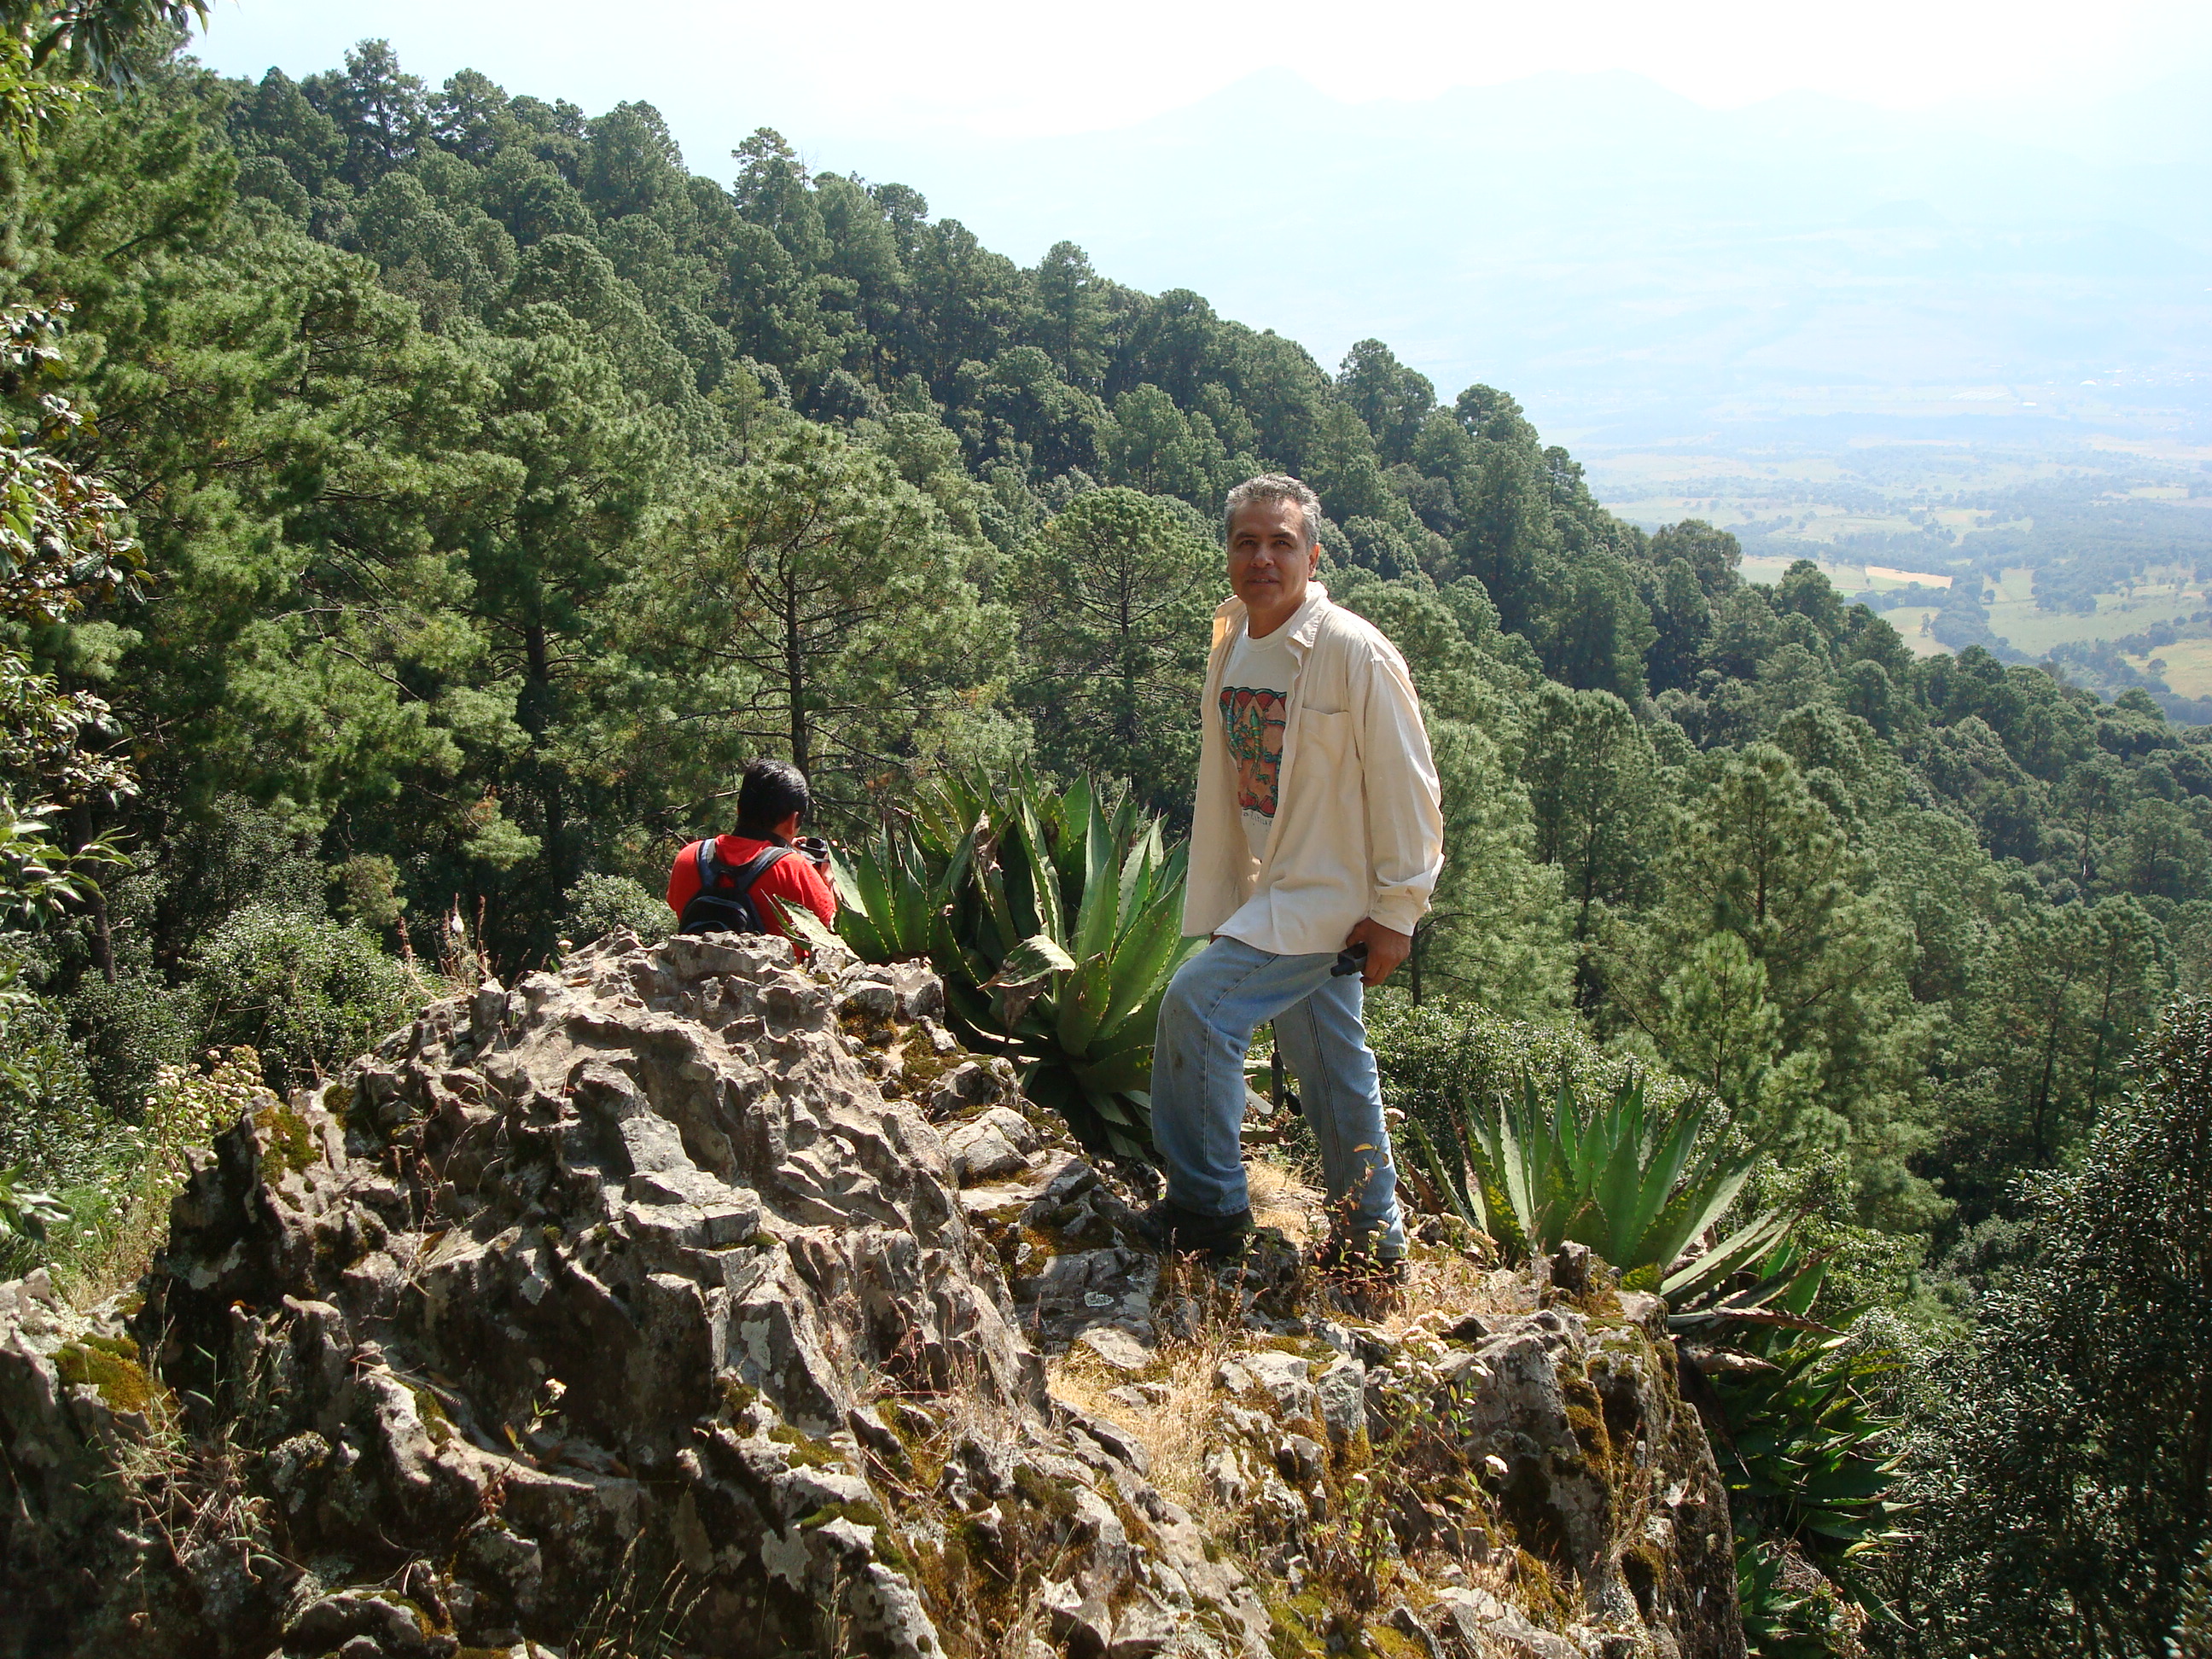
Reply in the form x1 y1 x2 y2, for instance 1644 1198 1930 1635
1076 1324 1152 1372
941 1107 1040 1185
1315 1353 1367 1447
1237 1350 1317 1420
0 933 1268 1659
1401 1587 1582 1659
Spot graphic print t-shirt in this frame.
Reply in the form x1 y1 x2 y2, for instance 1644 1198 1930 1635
1219 621 1299 861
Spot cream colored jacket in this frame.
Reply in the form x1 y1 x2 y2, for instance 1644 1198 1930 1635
1182 583 1444 954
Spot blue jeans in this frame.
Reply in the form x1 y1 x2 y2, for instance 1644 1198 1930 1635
1151 937 1405 1256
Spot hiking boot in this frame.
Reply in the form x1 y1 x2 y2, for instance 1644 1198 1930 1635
1132 1199 1253 1261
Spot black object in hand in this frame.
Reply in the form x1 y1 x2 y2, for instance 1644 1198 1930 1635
1331 941 1369 978
794 835 832 870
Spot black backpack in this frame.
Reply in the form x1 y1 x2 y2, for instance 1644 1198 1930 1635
675 840 792 936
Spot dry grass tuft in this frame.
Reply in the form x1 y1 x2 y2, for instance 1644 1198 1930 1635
1374 1245 1521 1344
1246 1155 1324 1243
1045 1247 1269 1528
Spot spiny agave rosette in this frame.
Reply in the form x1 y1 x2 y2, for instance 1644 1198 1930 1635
829 771 1202 1159
1410 1067 1775 1283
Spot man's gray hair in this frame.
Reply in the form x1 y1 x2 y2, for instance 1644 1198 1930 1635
1223 474 1324 551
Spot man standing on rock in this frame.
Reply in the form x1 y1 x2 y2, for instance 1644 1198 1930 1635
1136 474 1443 1270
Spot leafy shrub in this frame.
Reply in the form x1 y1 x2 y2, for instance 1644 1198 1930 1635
61 966 191 1119
332 853 407 931
0 1167 67 1255
558 872 672 946
0 949 107 1188
58 1047 260 1299
114 795 325 966
187 904 426 1094
1881 996 2212 1656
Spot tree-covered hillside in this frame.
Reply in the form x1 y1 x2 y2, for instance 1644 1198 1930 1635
1 36 2205 1248
2 22 2211 1657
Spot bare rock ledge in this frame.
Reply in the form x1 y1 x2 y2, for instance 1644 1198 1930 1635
0 930 1742 1659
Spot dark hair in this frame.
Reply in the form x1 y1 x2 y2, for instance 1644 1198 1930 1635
735 758 811 837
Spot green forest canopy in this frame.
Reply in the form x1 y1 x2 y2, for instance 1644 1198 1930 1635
0 33 2208 1274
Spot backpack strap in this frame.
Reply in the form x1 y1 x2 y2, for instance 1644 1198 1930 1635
678 839 795 935
699 838 789 890
726 844 791 894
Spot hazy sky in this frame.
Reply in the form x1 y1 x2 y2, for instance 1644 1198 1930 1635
191 0 2212 145
183 0 2212 445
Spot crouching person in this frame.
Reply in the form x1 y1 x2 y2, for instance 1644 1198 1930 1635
1137 474 1443 1271
667 758 837 944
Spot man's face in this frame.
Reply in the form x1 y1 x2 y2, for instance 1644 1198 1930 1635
1226 498 1319 620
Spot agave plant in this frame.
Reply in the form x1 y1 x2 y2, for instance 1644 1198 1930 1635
830 814 975 963
1411 1069 1770 1278
1656 1226 1907 1650
1714 1328 1911 1639
830 771 1202 1159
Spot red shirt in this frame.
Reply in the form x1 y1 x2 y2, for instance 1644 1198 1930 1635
665 835 838 943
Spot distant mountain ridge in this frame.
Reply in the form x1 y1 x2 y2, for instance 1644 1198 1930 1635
859 67 2212 450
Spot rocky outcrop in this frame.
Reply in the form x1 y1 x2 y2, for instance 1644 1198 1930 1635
0 929 1743 1659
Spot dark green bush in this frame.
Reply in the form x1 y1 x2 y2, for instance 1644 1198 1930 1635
186 904 425 1094
0 952 106 1186
1882 997 2212 1656
61 966 191 1119
119 795 326 971
557 872 672 946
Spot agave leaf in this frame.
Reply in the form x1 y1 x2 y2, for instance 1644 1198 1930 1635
975 849 1024 961
1671 1304 1837 1336
1107 789 1142 851
1618 1099 1706 1264
830 845 890 959
1056 952 1115 1056
1589 1079 1657 1262
1721 1246 1837 1324
1407 1118 1487 1234
1094 900 1192 1042
987 933 1077 989
1551 1074 1587 1205
1070 1049 1150 1097
1086 1092 1138 1128
1494 1079 1537 1246
1010 794 1062 944
1115 835 1155 934
1661 1208 1795 1301
1072 791 1120 962
1527 1075 1586 1248
1062 774 1092 847
1128 822 1171 905
894 844 938 954
1639 1153 1758 1276
772 896 847 962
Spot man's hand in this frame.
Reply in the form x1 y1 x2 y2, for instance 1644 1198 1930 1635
1344 918 1412 987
